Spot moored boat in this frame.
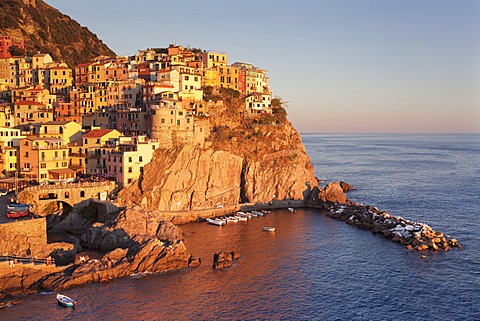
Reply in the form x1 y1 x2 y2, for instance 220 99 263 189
252 210 264 217
262 226 276 232
56 293 76 307
234 215 248 222
206 218 226 226
226 216 238 223
6 203 30 218
236 211 251 219
288 207 296 213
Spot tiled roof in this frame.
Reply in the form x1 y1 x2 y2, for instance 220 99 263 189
14 100 44 106
83 129 114 138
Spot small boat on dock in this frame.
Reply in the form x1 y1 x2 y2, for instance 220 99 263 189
261 210 271 215
252 210 264 217
56 293 76 307
288 207 296 213
6 203 30 218
226 216 239 223
206 218 226 226
236 211 251 219
262 226 276 232
235 215 248 222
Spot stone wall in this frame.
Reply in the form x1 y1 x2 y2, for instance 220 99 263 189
17 181 117 216
0 218 47 256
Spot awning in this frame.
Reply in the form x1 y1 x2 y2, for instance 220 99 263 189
48 168 77 175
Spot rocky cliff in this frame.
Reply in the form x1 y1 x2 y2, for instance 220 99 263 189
118 91 318 212
0 0 115 67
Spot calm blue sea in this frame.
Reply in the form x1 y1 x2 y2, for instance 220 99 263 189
2 134 479 320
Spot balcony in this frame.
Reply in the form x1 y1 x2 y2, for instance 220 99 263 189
32 145 69 150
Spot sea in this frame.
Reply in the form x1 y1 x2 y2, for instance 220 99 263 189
2 133 479 321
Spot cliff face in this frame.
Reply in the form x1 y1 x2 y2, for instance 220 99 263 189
0 0 115 67
119 92 317 211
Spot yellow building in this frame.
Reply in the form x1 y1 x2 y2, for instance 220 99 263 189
82 129 122 175
199 51 228 68
19 136 71 182
0 103 15 128
13 100 54 126
30 120 82 144
48 64 73 95
202 68 219 87
0 127 25 177
218 65 239 91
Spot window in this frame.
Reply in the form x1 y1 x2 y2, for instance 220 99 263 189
128 157 132 162
80 191 85 197
40 163 46 168
128 167 132 173
139 156 143 162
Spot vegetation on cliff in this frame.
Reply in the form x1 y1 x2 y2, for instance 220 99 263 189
0 0 115 67
205 87 296 159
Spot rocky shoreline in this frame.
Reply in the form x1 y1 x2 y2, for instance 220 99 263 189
325 201 461 251
0 181 461 303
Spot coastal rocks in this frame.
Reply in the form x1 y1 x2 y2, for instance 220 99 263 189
326 203 461 251
212 251 240 269
36 242 76 266
111 206 185 241
80 224 132 251
339 181 355 192
319 182 347 204
47 199 121 235
37 238 192 293
0 266 57 299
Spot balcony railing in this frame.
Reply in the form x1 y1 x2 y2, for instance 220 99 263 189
32 145 69 150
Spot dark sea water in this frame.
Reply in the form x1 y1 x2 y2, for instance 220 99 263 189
2 134 479 320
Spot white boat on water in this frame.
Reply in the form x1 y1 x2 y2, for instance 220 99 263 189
262 226 276 232
261 210 271 214
56 293 76 307
226 216 238 223
288 207 296 213
235 215 248 222
206 218 225 226
252 210 264 217
236 212 251 219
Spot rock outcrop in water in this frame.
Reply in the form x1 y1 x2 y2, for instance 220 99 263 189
212 251 240 269
326 202 461 251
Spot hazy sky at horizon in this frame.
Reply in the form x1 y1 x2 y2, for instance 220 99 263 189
45 0 480 133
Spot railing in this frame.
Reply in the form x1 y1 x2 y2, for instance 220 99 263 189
0 255 55 267
22 180 116 192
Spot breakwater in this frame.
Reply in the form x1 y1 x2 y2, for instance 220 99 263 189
326 202 461 251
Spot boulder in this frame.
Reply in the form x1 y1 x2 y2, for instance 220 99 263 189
339 181 354 192
212 251 239 269
319 182 347 204
155 221 184 242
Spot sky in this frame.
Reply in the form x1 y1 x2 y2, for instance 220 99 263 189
44 0 480 133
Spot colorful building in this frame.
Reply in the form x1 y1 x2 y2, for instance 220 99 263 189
19 136 71 182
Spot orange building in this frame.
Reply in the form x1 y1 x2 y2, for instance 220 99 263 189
0 35 25 58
